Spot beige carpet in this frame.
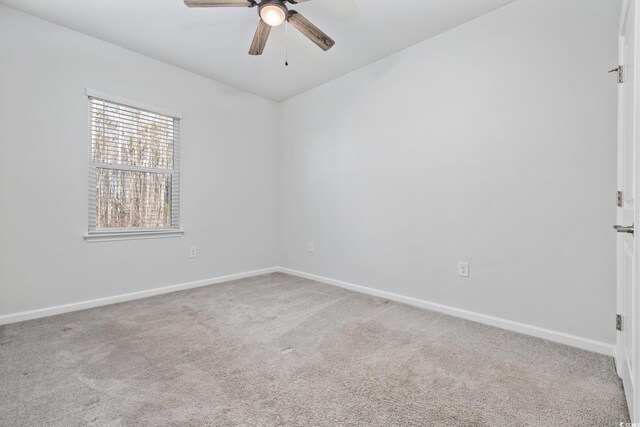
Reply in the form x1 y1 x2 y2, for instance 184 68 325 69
0 273 629 426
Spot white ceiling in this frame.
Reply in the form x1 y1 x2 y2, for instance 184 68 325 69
0 0 517 100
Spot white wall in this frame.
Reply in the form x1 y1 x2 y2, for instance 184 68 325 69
0 6 279 316
0 0 621 348
279 0 619 344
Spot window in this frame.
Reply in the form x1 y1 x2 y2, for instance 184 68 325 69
86 91 182 241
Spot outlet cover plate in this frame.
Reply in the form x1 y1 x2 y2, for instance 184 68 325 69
458 262 469 277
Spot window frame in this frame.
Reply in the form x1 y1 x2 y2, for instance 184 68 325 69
84 89 183 242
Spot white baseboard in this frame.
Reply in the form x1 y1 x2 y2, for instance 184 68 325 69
0 266 616 357
277 267 616 357
0 267 279 326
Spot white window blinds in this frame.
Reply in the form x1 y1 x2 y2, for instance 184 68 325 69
88 95 180 234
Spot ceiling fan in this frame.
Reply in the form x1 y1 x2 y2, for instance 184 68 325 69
184 0 335 55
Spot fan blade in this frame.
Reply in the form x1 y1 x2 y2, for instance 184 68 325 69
249 19 271 55
287 11 335 51
286 0 313 4
184 0 252 7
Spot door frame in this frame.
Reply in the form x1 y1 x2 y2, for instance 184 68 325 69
617 0 639 421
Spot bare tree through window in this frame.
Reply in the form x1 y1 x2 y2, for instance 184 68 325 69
89 97 179 231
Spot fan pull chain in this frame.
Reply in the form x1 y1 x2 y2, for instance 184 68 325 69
285 21 289 66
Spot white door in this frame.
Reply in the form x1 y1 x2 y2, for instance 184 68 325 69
617 0 638 420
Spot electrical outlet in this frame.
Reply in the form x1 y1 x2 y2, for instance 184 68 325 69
308 242 314 253
458 262 469 277
189 247 197 258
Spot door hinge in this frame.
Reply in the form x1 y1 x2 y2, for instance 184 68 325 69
617 314 623 331
609 66 624 83
619 66 624 84
618 191 623 207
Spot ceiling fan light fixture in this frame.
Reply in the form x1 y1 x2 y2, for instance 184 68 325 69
184 0 335 56
259 2 287 27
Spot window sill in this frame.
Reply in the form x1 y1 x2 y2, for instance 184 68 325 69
84 229 184 243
